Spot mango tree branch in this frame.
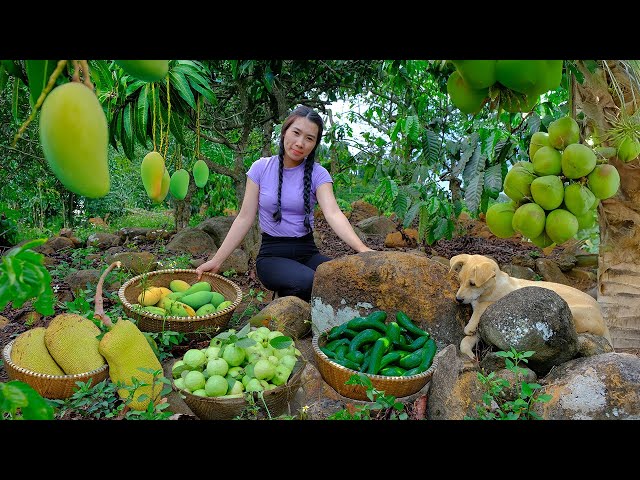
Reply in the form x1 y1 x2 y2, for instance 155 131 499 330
94 261 121 327
11 59 68 148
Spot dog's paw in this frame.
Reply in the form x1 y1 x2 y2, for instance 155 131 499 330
464 325 476 336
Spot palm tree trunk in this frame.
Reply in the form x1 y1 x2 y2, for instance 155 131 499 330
575 60 640 348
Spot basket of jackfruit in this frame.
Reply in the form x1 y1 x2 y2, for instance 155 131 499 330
171 323 306 420
2 313 109 399
118 269 243 339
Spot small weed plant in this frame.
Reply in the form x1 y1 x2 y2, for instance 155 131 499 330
465 347 552 420
327 373 408 420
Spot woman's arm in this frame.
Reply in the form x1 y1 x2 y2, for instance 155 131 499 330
196 177 260 279
316 182 373 253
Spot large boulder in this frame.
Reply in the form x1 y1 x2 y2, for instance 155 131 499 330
311 250 469 349
166 228 216 256
249 295 312 340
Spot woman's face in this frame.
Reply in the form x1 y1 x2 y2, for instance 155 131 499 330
283 117 319 165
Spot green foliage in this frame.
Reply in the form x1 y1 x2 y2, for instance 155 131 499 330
327 373 408 420
146 330 187 362
229 288 266 328
49 378 125 419
465 347 552 420
0 380 55 420
116 368 174 420
0 238 54 315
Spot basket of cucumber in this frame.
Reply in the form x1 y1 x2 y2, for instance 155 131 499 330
118 269 242 339
311 310 437 401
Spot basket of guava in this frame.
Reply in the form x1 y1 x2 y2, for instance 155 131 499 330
118 269 242 340
171 323 306 420
311 310 437 401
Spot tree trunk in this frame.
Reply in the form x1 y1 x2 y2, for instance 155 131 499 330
174 180 196 231
575 60 640 348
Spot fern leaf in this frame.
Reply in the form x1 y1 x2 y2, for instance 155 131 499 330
484 163 503 197
393 189 409 219
464 167 485 214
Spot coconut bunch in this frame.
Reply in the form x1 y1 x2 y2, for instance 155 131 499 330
486 115 621 248
446 60 563 115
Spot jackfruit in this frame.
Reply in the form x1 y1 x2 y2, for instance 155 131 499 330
141 151 166 200
169 168 190 200
98 318 163 411
115 60 169 83
11 327 65 376
192 159 209 188
39 82 110 198
44 313 106 374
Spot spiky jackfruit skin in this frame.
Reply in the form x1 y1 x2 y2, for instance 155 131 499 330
44 313 106 375
11 327 65 375
39 82 110 198
98 319 163 411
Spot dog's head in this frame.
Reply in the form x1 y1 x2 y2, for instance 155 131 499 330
449 254 499 304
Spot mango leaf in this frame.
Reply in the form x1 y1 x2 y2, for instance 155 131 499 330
168 70 196 109
0 64 7 91
0 238 54 315
135 84 150 146
190 82 217 106
121 105 135 160
25 60 57 107
169 114 186 145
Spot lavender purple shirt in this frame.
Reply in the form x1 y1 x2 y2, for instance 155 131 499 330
246 155 333 237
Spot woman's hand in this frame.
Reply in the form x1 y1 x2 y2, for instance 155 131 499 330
195 259 219 280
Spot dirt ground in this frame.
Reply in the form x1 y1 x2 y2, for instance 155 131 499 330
2 213 638 405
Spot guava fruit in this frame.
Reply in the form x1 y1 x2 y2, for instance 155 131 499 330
587 164 621 199
253 358 276 381
206 357 229 377
183 349 206 369
39 82 110 198
183 370 206 392
446 70 488 115
222 344 245 367
545 209 579 244
204 374 228 397
486 202 516 238
115 60 169 83
548 116 580 150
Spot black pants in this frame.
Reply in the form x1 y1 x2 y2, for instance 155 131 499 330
256 232 331 302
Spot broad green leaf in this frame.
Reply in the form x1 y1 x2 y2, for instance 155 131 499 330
135 84 149 146
8 381 54 420
169 114 186 145
121 105 134 160
168 70 196 109
25 60 57 107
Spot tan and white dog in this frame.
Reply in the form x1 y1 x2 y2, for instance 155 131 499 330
449 253 612 359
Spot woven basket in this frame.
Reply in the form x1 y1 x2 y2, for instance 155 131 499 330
312 327 435 401
173 359 306 420
118 269 243 340
2 340 109 399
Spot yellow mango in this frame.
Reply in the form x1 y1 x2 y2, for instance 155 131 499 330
169 279 191 293
150 167 170 204
170 301 196 317
39 82 110 198
137 287 164 306
141 151 165 200
115 60 169 83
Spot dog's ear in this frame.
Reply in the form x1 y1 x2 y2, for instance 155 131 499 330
472 262 497 287
450 254 469 274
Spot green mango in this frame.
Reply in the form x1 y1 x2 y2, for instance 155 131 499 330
192 159 209 188
195 303 217 317
169 168 190 200
115 60 169 83
141 151 166 200
39 82 110 198
180 291 214 310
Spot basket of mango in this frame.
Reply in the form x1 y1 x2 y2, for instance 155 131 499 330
118 269 243 339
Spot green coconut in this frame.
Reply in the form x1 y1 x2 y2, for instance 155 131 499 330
561 143 597 179
563 182 596 217
446 70 488 115
587 164 621 199
512 202 546 239
530 230 555 248
495 60 544 94
530 175 564 211
532 146 563 176
503 161 537 203
548 116 580 150
486 202 517 238
529 131 552 161
451 60 497 89
545 209 578 245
